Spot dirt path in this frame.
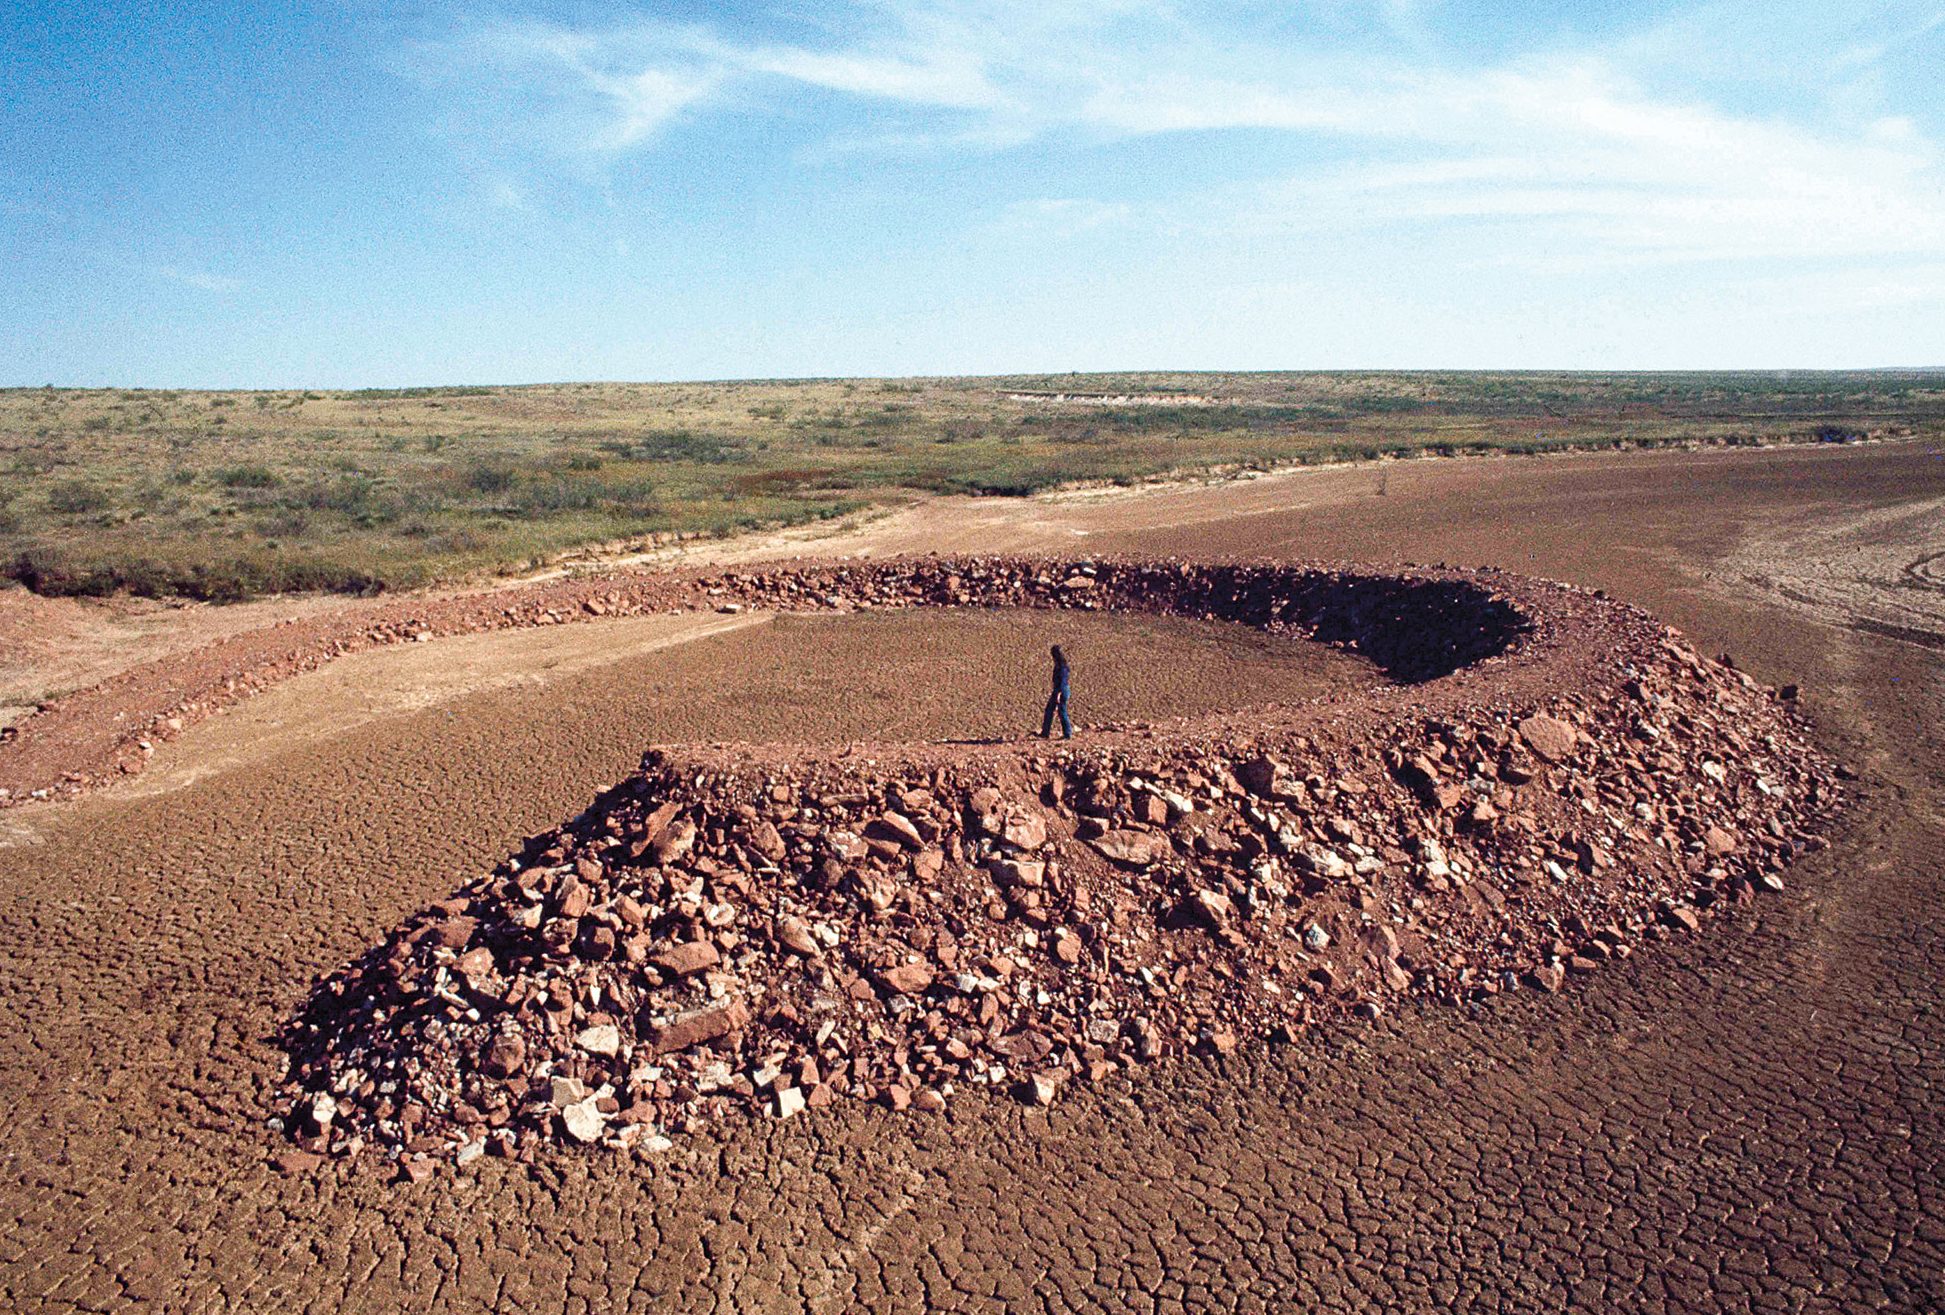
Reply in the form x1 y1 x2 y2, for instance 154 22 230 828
0 587 355 730
0 439 1939 1312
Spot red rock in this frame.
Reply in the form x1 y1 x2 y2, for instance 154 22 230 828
652 939 720 977
776 916 821 958
1187 888 1234 930
479 1033 528 1079
648 998 750 1053
426 917 476 950
745 820 787 862
866 812 925 850
1517 714 1579 763
852 871 899 913
271 1149 324 1175
577 924 617 960
652 819 698 865
1000 812 1048 851
989 858 1045 889
881 1083 912 1111
1236 756 1297 799
1091 830 1171 867
877 961 935 996
640 801 682 846
827 831 869 862
990 1029 1054 1064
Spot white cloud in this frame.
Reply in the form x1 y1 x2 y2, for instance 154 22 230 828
1241 58 1945 264
418 1 1945 269
590 66 723 149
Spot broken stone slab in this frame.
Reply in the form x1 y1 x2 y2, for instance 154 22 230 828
651 940 720 977
1000 812 1049 851
647 998 751 1054
1091 830 1172 867
576 1023 621 1057
865 812 925 850
1517 714 1579 763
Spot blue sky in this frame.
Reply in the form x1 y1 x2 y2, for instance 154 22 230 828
3 1 1942 386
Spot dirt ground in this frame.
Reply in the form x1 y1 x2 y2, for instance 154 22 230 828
0 439 1938 1312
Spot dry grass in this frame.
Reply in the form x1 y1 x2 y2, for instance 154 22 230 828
3 370 1939 599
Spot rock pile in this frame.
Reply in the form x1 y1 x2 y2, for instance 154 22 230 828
274 557 1840 1174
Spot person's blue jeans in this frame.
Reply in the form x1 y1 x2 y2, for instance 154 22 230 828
1042 686 1071 738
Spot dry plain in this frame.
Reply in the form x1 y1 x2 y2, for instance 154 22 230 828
0 438 1938 1312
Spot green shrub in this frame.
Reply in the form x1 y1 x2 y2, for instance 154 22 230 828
46 480 112 514
216 464 280 489
464 460 518 494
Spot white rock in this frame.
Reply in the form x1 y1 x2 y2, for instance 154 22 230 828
560 1096 609 1144
576 1024 621 1057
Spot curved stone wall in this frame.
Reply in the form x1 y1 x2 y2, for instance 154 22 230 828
274 557 1840 1175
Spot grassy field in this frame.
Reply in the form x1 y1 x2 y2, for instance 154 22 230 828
3 370 1940 600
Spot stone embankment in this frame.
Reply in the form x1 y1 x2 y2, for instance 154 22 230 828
269 558 1841 1178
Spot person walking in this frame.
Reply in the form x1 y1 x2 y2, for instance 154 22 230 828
1041 644 1073 739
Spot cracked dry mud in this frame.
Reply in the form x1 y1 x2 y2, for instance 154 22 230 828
0 440 1939 1312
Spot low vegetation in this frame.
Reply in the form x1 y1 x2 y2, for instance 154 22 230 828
3 371 1939 600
